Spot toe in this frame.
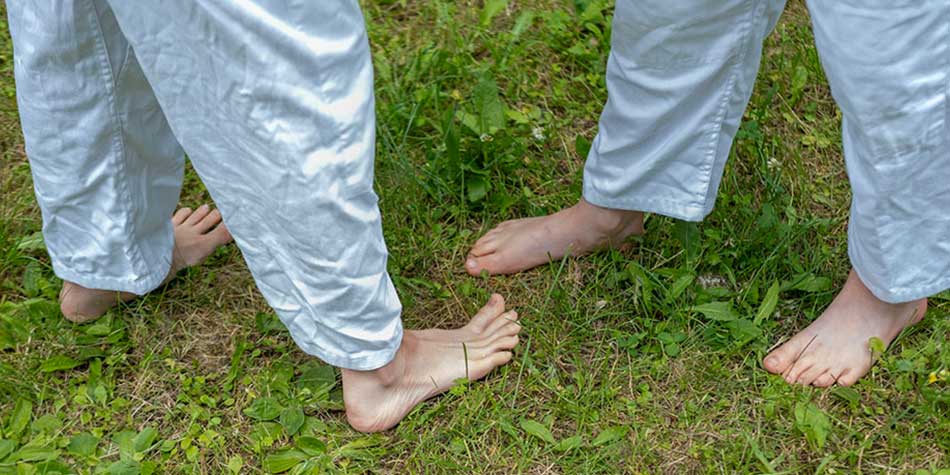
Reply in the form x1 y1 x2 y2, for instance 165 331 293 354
797 364 829 386
466 294 506 332
764 332 816 375
783 355 816 385
184 204 211 225
834 368 863 387
812 372 835 388
469 234 500 258
194 209 224 233
172 208 193 225
466 253 507 276
469 351 514 380
484 311 519 335
489 334 519 352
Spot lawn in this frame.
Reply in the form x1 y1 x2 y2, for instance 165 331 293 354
1 1 948 473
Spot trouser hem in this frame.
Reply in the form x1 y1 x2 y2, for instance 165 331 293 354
293 325 403 371
52 253 173 296
850 251 950 304
582 182 710 223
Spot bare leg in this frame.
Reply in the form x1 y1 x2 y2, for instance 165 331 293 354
465 198 643 276
59 205 232 323
342 294 521 432
763 269 926 387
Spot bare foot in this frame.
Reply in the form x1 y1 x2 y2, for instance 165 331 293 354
342 294 521 433
59 205 233 323
465 198 643 276
763 269 926 387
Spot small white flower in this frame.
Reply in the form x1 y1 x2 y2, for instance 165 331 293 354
767 157 781 169
531 126 546 141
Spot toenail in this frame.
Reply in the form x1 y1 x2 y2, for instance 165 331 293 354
466 259 477 269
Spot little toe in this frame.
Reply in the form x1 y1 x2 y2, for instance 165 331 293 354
172 208 193 225
469 351 514 379
835 368 862 387
184 204 212 225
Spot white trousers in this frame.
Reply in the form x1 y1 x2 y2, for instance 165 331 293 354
584 0 950 303
8 0 402 370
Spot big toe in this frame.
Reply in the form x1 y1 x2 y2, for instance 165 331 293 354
465 253 499 277
764 337 808 374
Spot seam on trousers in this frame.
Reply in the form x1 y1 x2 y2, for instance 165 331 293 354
86 0 155 289
698 0 763 215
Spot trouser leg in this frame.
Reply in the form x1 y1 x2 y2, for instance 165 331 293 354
806 0 950 302
7 0 184 294
583 0 786 221
104 0 402 370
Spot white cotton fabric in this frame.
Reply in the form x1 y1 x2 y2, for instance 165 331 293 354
7 0 402 370
584 0 950 303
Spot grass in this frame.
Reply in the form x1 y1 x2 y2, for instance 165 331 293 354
1 0 949 473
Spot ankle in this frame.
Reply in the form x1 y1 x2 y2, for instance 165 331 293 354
575 198 644 236
342 337 409 388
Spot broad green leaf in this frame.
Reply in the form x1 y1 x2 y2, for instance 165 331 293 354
16 232 45 251
725 318 762 347
13 446 58 462
0 439 15 460
336 435 385 459
692 301 739 321
466 176 489 203
794 402 831 449
107 459 141 475
554 435 583 452
296 363 336 393
279 406 305 436
227 455 244 474
263 449 306 474
789 274 832 293
6 399 32 438
592 426 629 446
472 78 505 135
295 436 327 457
668 274 695 300
244 397 283 422
67 433 99 457
39 355 81 373
132 427 158 453
519 418 555 444
113 430 137 460
753 282 780 326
